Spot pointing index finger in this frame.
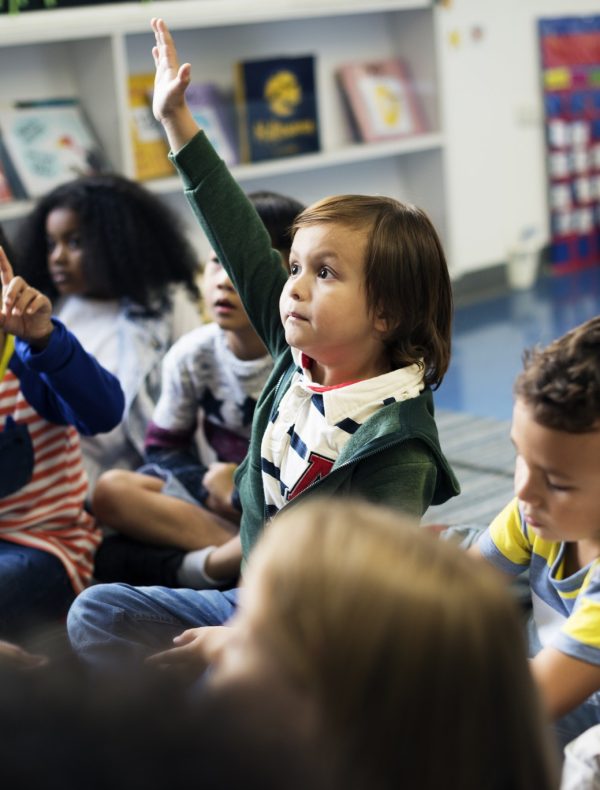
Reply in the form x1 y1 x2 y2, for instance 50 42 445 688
0 246 14 288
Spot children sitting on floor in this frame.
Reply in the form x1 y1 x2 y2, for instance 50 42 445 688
91 190 304 588
65 17 459 666
0 240 124 640
468 316 600 752
14 174 201 491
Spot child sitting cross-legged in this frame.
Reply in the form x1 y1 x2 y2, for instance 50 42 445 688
66 18 459 667
91 190 304 589
469 316 600 752
0 239 124 641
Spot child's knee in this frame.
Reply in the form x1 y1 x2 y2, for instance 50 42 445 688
67 583 126 643
92 470 139 519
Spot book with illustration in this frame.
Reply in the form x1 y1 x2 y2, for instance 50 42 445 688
128 73 174 181
0 154 14 204
337 58 426 143
0 98 107 198
185 83 238 166
235 55 320 163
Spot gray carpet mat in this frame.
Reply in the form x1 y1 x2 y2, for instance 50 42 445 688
423 409 515 527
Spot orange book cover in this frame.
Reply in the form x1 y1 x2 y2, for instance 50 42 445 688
128 73 174 181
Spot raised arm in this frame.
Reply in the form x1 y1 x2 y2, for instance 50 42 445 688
151 17 200 153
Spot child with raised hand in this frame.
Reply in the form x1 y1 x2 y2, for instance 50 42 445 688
14 173 201 492
469 316 600 751
0 241 124 640
91 190 304 589
150 499 558 790
66 18 459 665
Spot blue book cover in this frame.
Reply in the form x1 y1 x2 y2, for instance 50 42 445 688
235 55 320 163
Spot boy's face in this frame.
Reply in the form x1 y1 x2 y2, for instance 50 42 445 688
279 222 387 372
203 251 253 333
46 208 87 296
512 397 600 547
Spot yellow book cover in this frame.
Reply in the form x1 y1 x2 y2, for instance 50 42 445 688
128 73 174 181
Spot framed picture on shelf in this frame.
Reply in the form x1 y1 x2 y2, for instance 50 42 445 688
337 58 426 143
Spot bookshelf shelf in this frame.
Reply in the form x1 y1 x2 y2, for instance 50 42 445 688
143 133 445 194
0 0 449 259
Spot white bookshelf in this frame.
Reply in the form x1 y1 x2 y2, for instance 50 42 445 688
0 0 448 257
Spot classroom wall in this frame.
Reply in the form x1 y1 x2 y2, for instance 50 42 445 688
437 0 599 278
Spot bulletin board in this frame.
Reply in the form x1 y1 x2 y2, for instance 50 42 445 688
539 16 600 272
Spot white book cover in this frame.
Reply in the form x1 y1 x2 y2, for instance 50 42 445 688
0 100 105 198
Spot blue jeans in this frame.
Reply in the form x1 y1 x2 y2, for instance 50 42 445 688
67 583 239 669
0 540 75 639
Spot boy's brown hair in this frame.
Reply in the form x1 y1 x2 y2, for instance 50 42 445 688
515 316 600 433
293 195 452 388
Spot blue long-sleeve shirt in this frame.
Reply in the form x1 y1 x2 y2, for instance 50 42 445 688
9 317 125 435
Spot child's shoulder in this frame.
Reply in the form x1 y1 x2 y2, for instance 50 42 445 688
164 322 221 362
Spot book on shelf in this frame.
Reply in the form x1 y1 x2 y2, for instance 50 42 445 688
0 153 15 204
185 83 238 167
128 73 174 181
0 98 107 199
235 54 320 163
337 58 426 143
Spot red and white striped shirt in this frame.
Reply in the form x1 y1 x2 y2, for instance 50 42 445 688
0 369 101 593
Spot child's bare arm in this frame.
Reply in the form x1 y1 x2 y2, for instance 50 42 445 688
0 247 53 347
151 17 200 154
205 535 242 582
531 646 600 719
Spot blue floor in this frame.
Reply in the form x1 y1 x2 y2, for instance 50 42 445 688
434 266 600 421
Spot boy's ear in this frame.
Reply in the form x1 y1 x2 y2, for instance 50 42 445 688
373 308 390 335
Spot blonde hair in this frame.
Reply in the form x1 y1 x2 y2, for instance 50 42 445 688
243 499 557 790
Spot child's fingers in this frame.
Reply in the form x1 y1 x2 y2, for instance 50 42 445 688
3 278 35 316
2 275 26 312
23 292 48 316
0 246 14 288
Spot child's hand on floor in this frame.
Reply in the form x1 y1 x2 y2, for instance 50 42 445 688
0 246 54 347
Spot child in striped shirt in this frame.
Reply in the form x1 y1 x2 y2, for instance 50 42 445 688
66 18 458 670
470 316 600 751
0 241 124 640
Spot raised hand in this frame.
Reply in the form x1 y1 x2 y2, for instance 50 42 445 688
0 246 54 346
150 17 199 152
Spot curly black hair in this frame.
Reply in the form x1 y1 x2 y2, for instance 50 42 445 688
13 174 200 311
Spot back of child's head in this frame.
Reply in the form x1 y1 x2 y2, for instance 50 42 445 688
248 190 305 263
292 195 452 387
14 174 199 310
244 498 556 790
515 316 600 433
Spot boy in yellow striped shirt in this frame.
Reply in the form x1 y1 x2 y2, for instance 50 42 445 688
471 316 600 751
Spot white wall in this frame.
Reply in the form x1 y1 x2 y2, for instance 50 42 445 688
436 0 599 277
